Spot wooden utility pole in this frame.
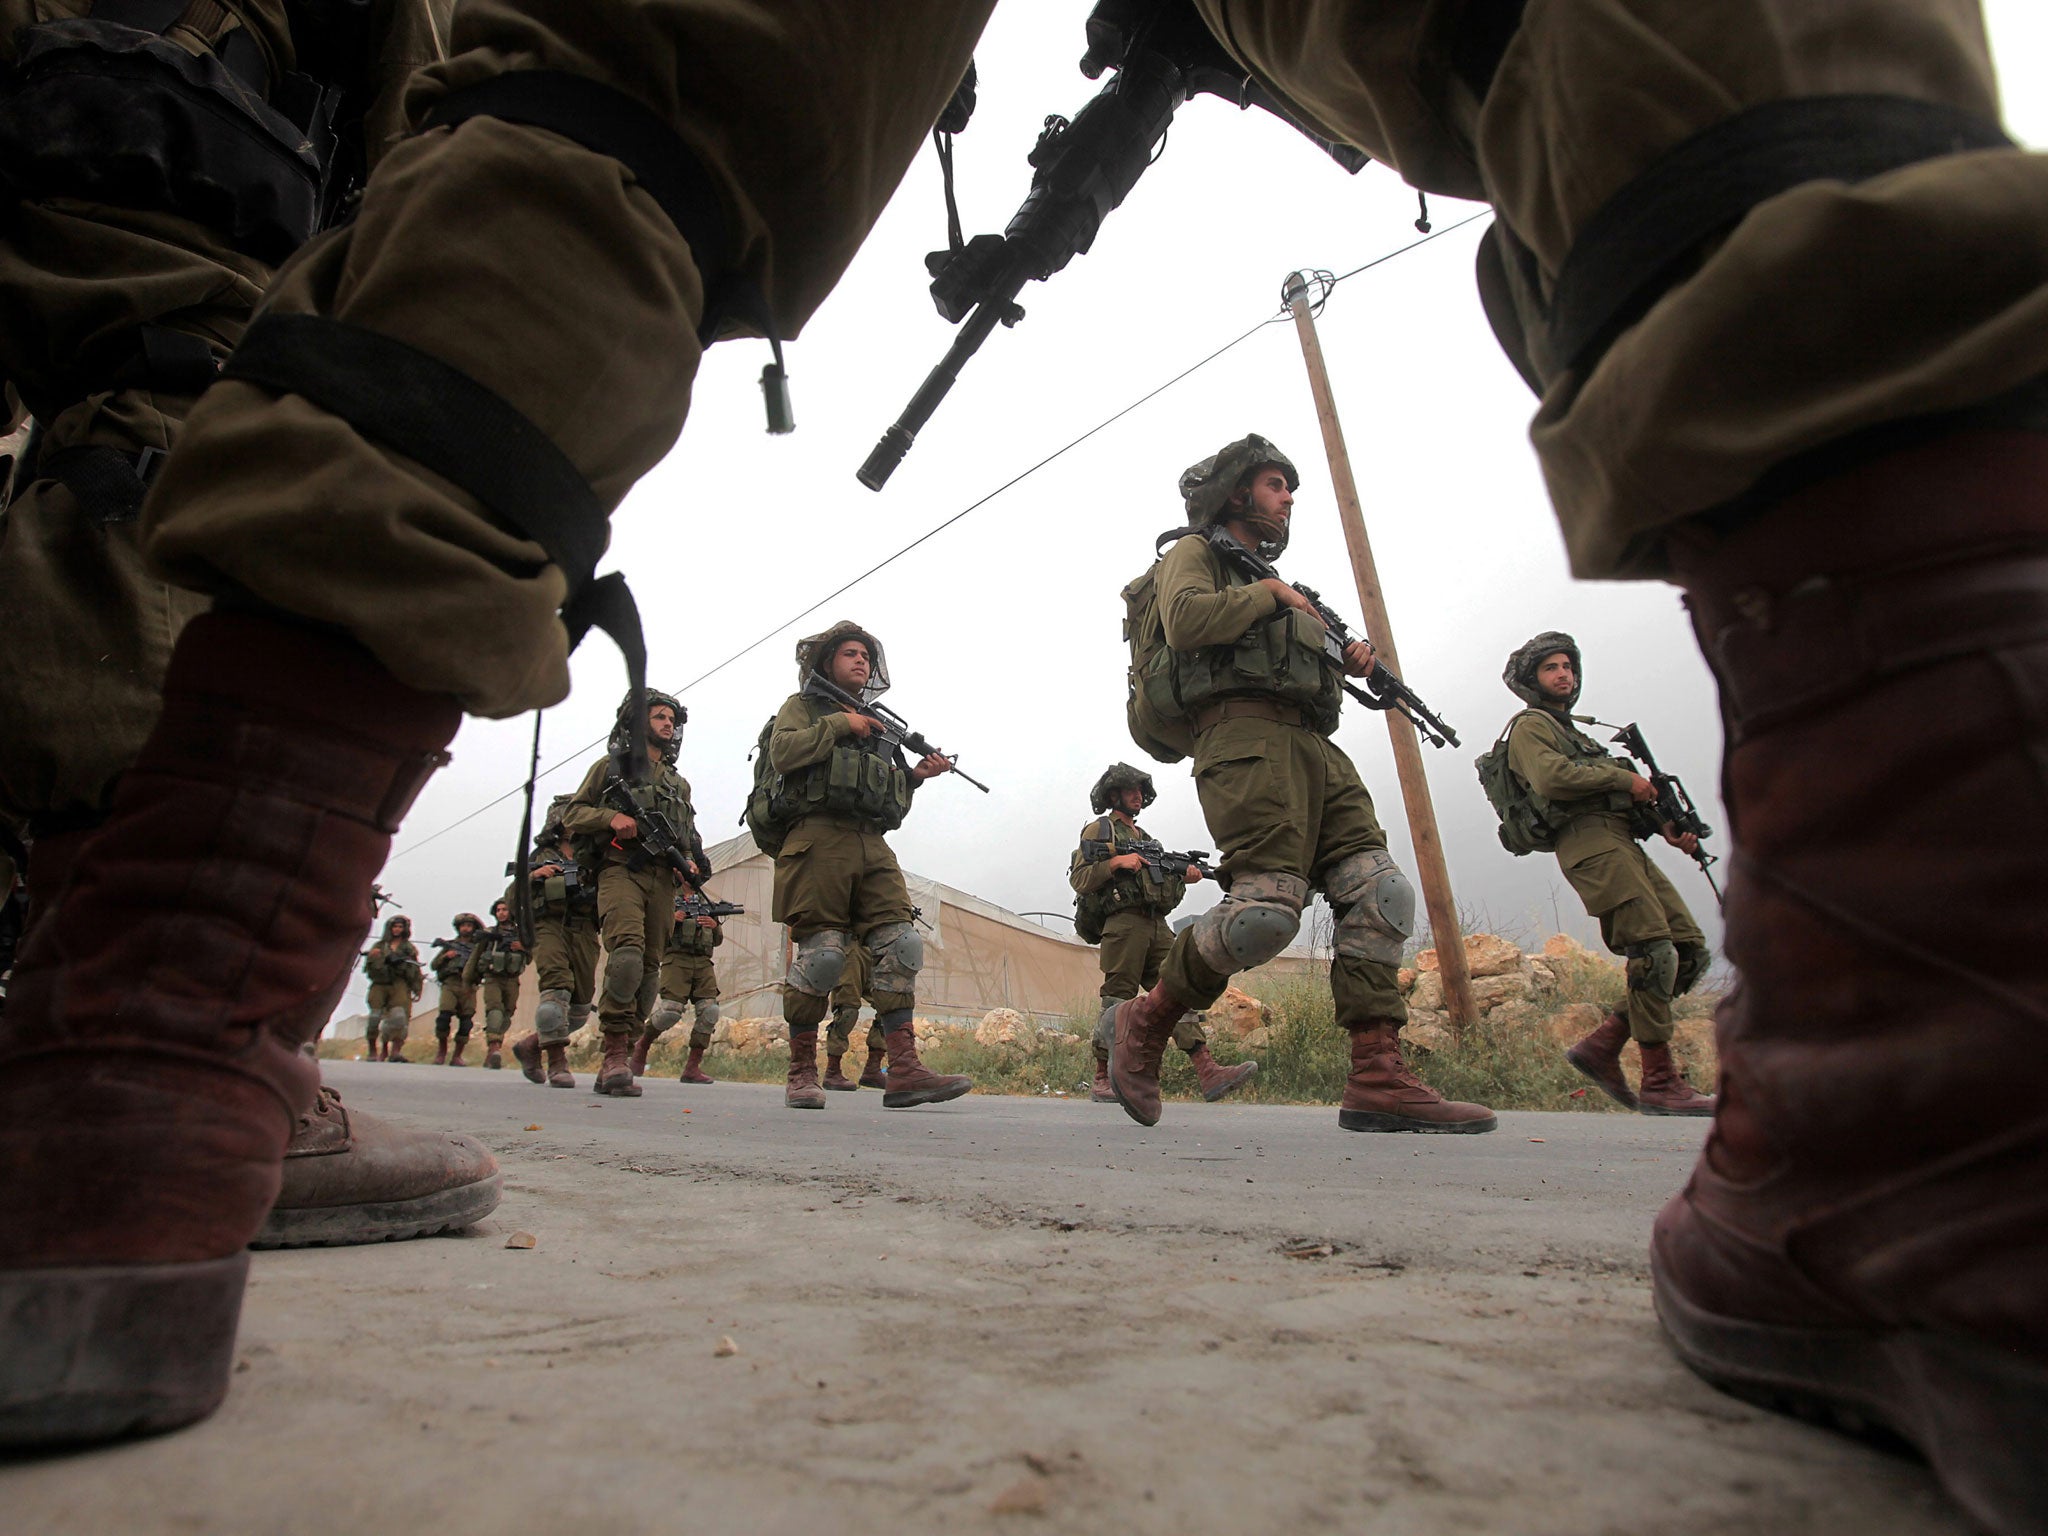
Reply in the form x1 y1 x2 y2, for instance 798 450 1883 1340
1283 270 1477 1036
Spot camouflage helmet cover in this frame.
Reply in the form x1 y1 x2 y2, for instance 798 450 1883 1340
608 687 686 766
380 914 411 938
1504 631 1582 709
452 912 483 930
1178 433 1300 527
795 619 890 701
1090 762 1158 813
538 793 576 837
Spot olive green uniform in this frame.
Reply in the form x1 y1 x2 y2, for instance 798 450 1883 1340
1071 813 1206 1055
462 920 528 1046
430 939 478 1038
562 754 693 1037
527 851 599 1048
825 942 885 1060
1148 536 1409 1027
654 904 721 1051
362 939 422 1052
1506 708 1707 1044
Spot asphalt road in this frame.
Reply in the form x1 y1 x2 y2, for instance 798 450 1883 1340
5 1061 1968 1535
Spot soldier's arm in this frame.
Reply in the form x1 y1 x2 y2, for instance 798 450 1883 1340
1157 536 1280 651
1070 821 1119 894
461 945 482 985
558 757 617 838
1507 715 1635 800
769 693 854 773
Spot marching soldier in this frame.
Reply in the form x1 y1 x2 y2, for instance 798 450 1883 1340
463 898 528 1069
513 798 600 1091
823 944 886 1091
755 621 970 1110
1493 635 1714 1115
429 912 483 1065
638 886 723 1084
1112 437 1496 1136
362 915 423 1064
1071 764 1256 1106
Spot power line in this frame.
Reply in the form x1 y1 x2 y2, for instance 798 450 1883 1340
386 209 1491 865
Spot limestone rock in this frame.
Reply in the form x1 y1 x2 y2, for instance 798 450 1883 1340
1542 933 1598 964
1404 1012 1454 1053
1202 986 1272 1042
1408 970 1444 1012
975 1008 1039 1049
1547 1002 1607 1046
1415 932 1525 979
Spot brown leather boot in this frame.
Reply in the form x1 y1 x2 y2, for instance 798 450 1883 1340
858 1048 887 1088
785 1028 825 1109
447 1037 468 1068
1565 1009 1638 1110
1091 1050 1117 1104
513 1033 547 1084
0 610 456 1449
256 1087 501 1247
543 1041 575 1089
482 1044 503 1070
1651 430 2048 1534
432 1033 449 1065
627 1028 656 1078
1109 982 1185 1127
822 1052 857 1091
1340 1021 1497 1134
680 1046 714 1084
1187 1042 1257 1103
1636 1042 1712 1116
880 1022 971 1108
593 1031 641 1097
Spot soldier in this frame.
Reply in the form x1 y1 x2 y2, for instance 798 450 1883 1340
638 885 723 1084
362 915 423 1064
1113 437 1496 1137
429 912 484 1065
1494 635 1714 1116
512 797 600 1091
757 621 970 1110
1071 764 1257 1107
463 898 528 1069
559 689 700 1098
823 943 887 1092
6 12 2041 1522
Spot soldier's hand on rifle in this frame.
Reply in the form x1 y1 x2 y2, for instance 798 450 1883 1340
608 811 638 838
842 710 877 739
1261 579 1317 618
532 863 561 879
1628 773 1658 803
696 915 717 930
1185 864 1205 883
912 751 951 781
1109 852 1145 873
1662 825 1700 856
1341 639 1376 677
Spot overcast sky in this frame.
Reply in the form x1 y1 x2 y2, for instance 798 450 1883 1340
345 3 2048 1020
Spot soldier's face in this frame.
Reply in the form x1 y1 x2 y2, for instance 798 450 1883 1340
1537 653 1576 698
831 642 871 691
392 921 409 937
648 703 677 741
1237 467 1294 532
1118 787 1145 814
458 920 477 934
494 904 511 923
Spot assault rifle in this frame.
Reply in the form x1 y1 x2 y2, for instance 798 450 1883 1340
1205 530 1460 748
601 779 705 886
678 892 746 922
857 0 1367 490
801 673 991 793
1590 719 1723 909
508 857 586 895
1083 835 1212 882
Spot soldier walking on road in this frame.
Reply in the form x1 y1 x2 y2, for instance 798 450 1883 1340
429 912 483 1065
1491 635 1714 1115
639 886 724 1084
824 944 887 1091
1113 437 1495 1135
1072 764 1256 1107
513 798 600 1091
464 899 528 1070
362 915 423 1063
752 622 971 1111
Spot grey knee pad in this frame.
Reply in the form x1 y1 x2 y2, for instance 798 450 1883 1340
693 999 720 1029
1673 942 1711 997
785 928 850 997
1190 871 1309 973
635 970 660 1021
534 988 569 1040
602 946 644 1005
1325 848 1416 965
1626 940 1681 1000
647 998 685 1036
865 921 924 995
567 1002 593 1030
484 1007 509 1035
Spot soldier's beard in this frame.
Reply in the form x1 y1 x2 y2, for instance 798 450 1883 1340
1247 508 1290 556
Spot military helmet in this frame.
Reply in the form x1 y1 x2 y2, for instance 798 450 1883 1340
1178 433 1300 529
381 915 410 939
795 618 890 701
608 686 685 766
1090 762 1158 813
452 912 483 930
1504 631 1583 709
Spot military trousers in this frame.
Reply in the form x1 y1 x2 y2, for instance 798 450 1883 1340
365 982 417 1045
1094 908 1205 1059
1556 821 1708 1046
434 978 478 1025
596 862 671 1035
826 942 883 1058
657 949 719 1049
479 974 522 1041
772 815 918 1019
533 913 600 1003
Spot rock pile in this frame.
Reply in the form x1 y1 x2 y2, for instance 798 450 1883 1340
1398 932 1620 1052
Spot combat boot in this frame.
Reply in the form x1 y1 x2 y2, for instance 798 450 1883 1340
880 1024 971 1109
513 1033 547 1084
785 1028 825 1109
1090 1051 1116 1104
543 1042 575 1089
1109 981 1184 1127
447 1038 468 1068
1339 1021 1497 1134
1636 1043 1712 1116
680 1046 714 1084
1653 429 2048 1534
593 1032 641 1097
1187 1042 1257 1103
0 609 457 1449
1564 1009 1638 1110
822 1052 857 1091
432 1032 449 1066
628 1028 657 1078
858 1048 887 1089
482 1044 503 1069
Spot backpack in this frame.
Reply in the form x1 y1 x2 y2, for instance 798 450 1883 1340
1121 557 1195 765
743 717 795 857
1475 710 1562 856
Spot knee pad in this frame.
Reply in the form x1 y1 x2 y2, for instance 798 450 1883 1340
602 946 644 1004
452 1017 474 1040
647 998 685 1035
567 1002 593 1030
1626 940 1681 1000
693 999 720 1029
635 970 660 1019
433 1013 452 1038
534 988 569 1039
865 921 924 996
485 1007 509 1034
784 928 850 997
1324 848 1416 965
1673 942 1711 998
1190 871 1308 974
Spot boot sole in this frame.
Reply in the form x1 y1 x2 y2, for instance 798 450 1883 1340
1565 1048 1638 1110
785 1096 827 1110
250 1171 505 1250
1337 1108 1498 1134
1641 1101 1715 1117
1653 1260 2048 1536
823 1082 858 1091
883 1080 971 1109
0 1252 247 1450
1202 1062 1259 1102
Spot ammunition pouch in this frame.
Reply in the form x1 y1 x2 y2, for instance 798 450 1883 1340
668 917 718 958
770 743 912 838
1145 604 1342 738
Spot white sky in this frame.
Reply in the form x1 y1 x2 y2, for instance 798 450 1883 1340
344 3 2048 1019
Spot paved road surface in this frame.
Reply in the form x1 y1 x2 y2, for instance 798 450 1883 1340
5 1061 1965 1535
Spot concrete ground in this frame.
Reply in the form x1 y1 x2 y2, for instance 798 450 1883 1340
6 1061 1967 1535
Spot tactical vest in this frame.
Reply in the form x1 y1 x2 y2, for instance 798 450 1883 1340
363 940 420 987
669 912 722 958
1070 816 1185 944
745 708 912 854
474 928 527 977
431 938 475 981
1476 709 1634 856
1124 537 1342 759
602 767 697 870
530 858 597 924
